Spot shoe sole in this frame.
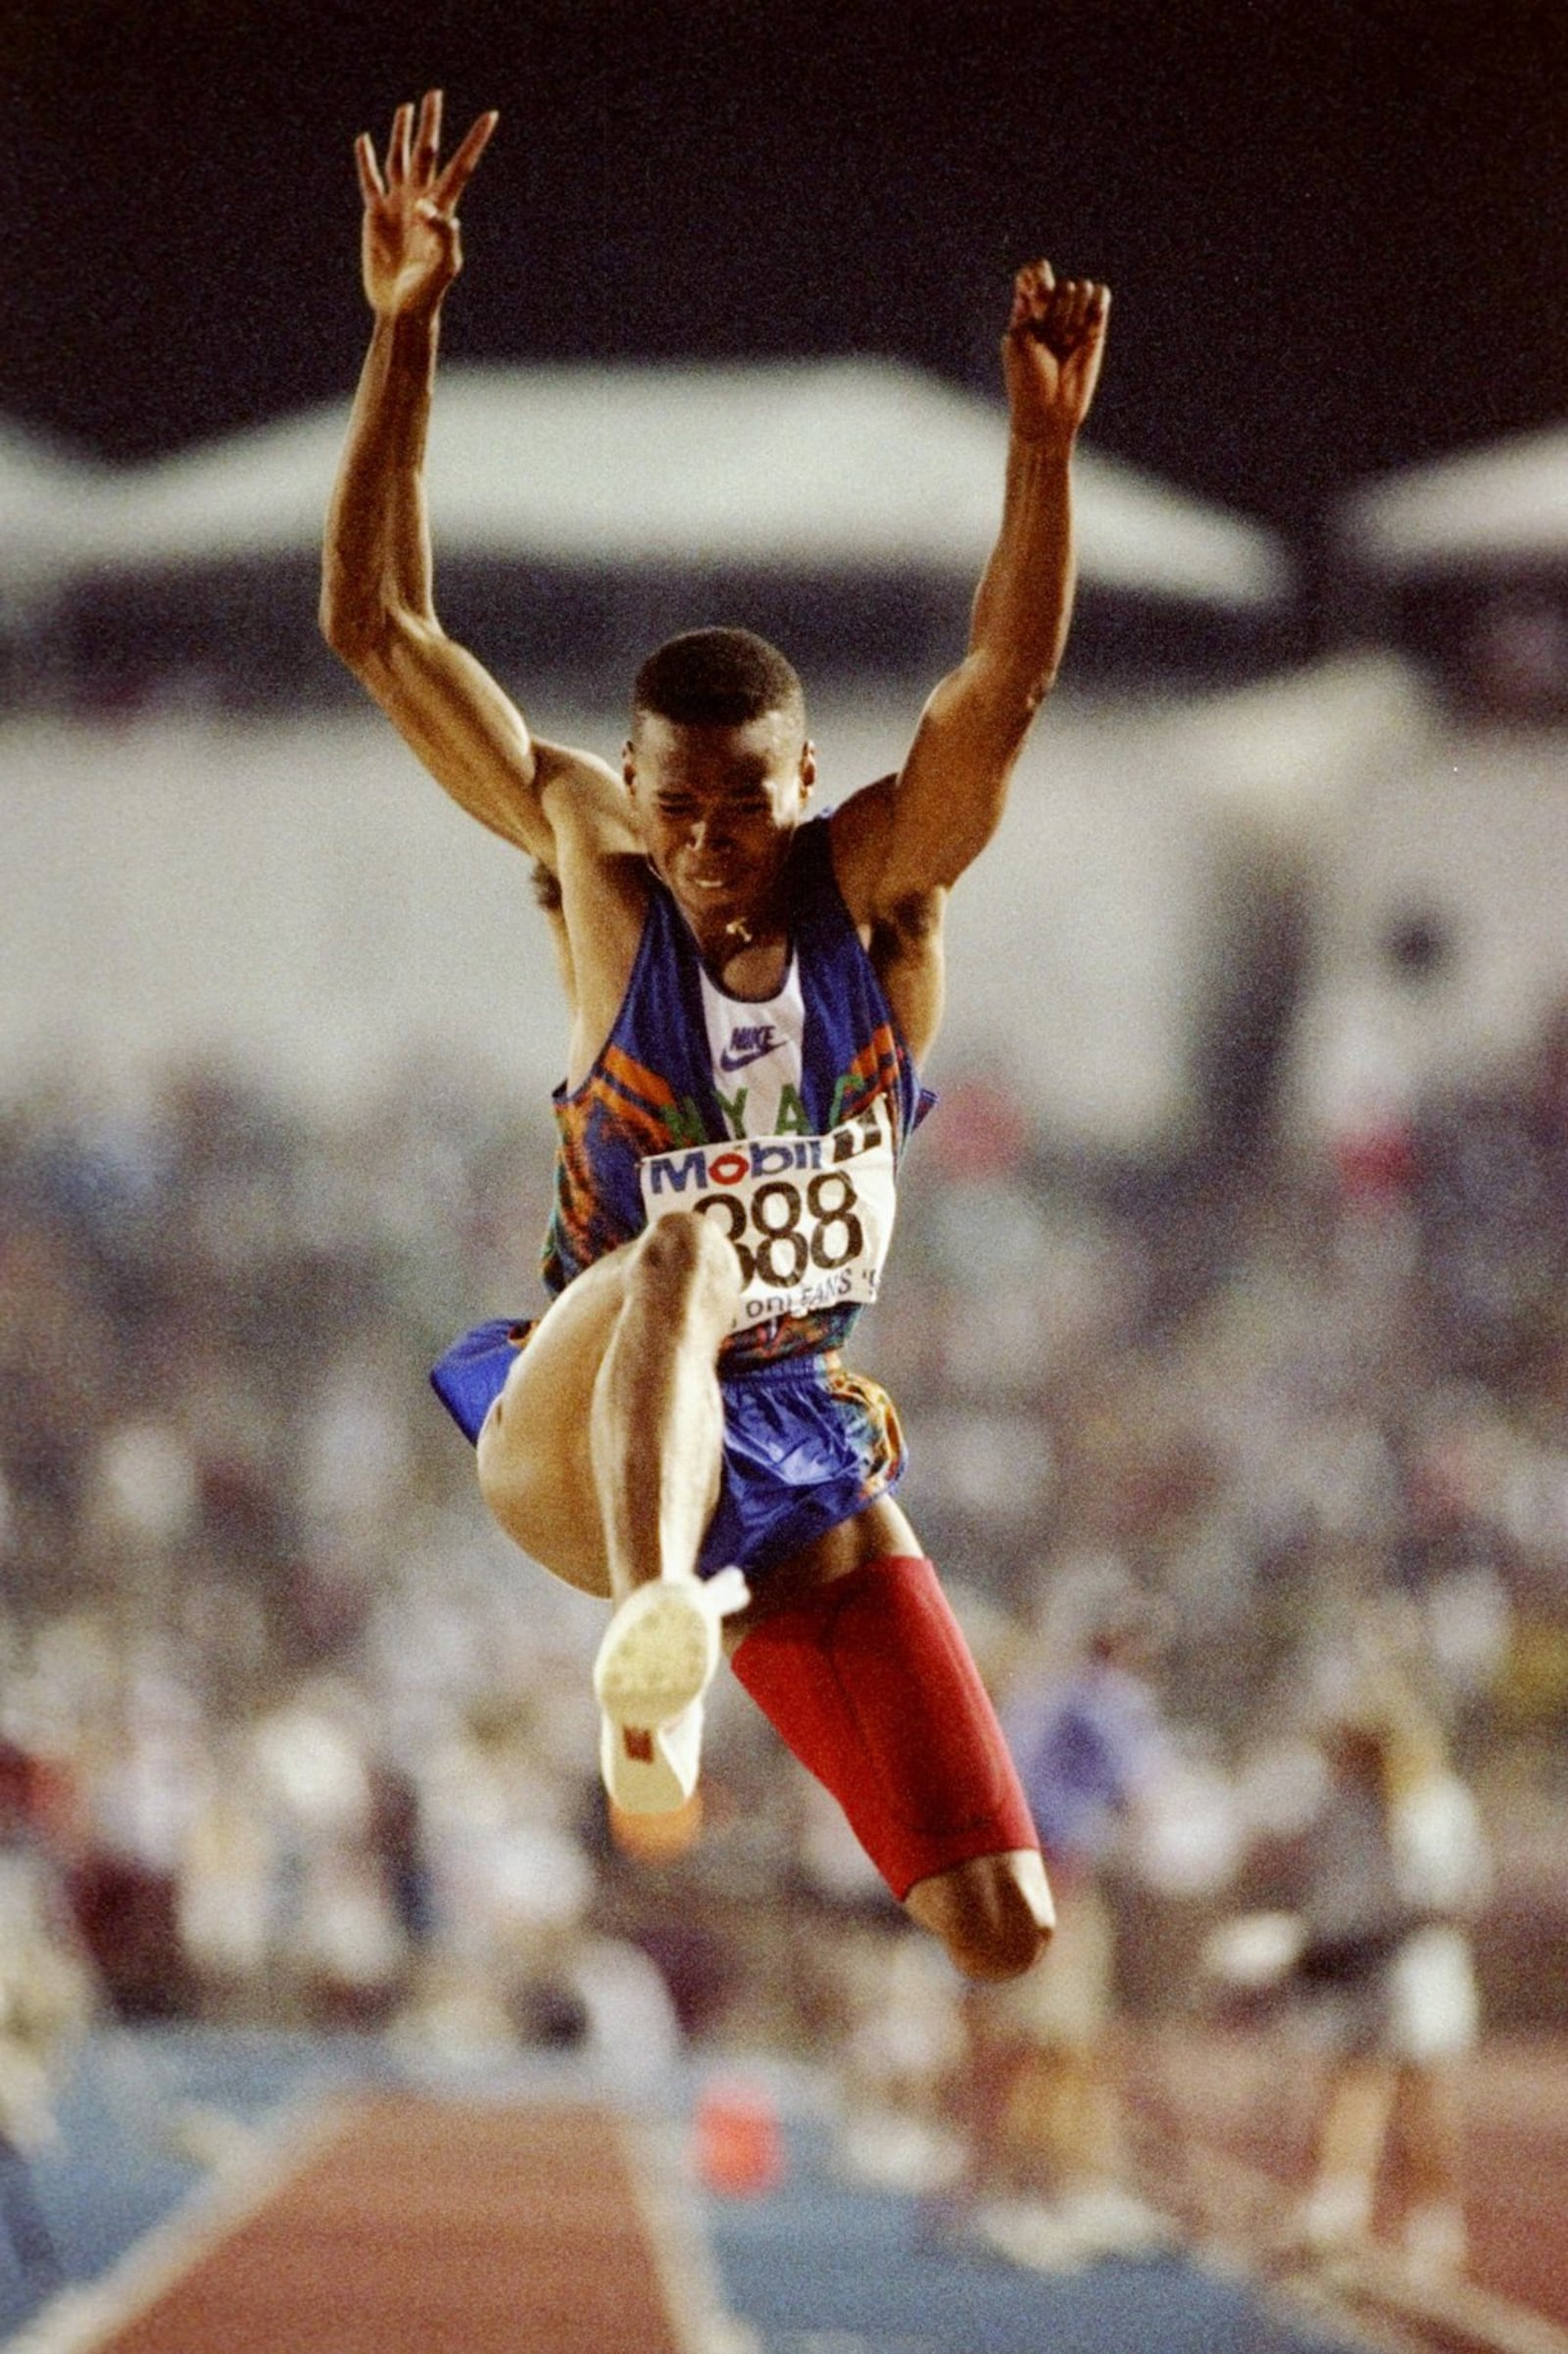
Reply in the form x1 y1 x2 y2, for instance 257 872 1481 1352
594 1584 716 1729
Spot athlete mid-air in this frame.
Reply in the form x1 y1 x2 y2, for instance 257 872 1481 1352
321 90 1109 1981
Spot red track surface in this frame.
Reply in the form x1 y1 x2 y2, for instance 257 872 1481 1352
1137 2027 1568 2345
91 2096 692 2354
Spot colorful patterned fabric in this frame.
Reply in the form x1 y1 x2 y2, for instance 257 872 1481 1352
543 813 930 1370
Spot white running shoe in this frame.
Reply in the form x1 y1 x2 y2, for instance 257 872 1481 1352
594 1568 750 1814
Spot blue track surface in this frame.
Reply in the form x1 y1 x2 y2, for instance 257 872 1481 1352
700 2106 1361 2354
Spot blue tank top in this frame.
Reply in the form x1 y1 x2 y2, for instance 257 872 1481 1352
543 812 931 1370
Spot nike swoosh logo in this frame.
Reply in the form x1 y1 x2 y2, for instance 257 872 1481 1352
719 1041 781 1073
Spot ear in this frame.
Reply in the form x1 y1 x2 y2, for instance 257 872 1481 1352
799 739 817 799
621 738 637 791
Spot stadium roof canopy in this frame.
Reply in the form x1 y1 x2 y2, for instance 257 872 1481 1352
21 360 1290 611
1340 422 1568 577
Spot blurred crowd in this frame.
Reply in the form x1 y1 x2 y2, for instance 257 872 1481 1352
2 997 1568 2249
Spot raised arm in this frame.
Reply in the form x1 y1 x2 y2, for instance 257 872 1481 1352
833 261 1109 916
319 91 623 858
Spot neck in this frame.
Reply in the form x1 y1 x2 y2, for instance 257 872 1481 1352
686 902 790 998
674 870 791 967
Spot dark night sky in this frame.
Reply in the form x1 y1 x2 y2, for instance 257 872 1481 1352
7 0 1567 540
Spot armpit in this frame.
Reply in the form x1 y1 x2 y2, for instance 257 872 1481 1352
872 886 946 956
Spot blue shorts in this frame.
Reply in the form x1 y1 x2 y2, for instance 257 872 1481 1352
430 1319 906 1578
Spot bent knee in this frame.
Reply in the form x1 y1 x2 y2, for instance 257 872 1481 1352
475 1398 516 1502
627 1209 744 1317
907 1849 1055 1984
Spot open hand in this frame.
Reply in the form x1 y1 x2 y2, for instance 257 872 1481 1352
1003 261 1110 443
355 89 497 319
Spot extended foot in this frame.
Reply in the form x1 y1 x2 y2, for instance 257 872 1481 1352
594 1568 749 1813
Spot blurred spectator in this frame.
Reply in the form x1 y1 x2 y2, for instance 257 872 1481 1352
67 1658 204 2021
956 1572 1185 2267
1288 1664 1487 2273
177 1743 276 2016
1208 1655 1488 2274
249 1680 412 2025
835 1929 967 2195
0 1737 97 2288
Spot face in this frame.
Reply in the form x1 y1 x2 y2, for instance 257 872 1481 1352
624 710 815 936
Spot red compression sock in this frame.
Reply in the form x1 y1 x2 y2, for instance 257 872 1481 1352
730 1553 1038 1900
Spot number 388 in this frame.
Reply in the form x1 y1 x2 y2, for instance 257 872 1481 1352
692 1170 864 1287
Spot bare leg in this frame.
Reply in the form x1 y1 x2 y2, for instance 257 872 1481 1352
1396 2059 1463 2213
475 1213 747 1813
953 1990 1033 2197
1040 2040 1127 2190
582 1216 748 1810
905 1850 1054 1983
1396 2059 1468 2269
1297 2054 1396 2247
589 1211 741 1603
476 1211 740 1596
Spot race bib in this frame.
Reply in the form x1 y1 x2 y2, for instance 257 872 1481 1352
639 1093 899 1334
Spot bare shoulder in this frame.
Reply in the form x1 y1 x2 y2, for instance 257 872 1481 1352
534 740 647 961
553 833 653 1083
825 771 899 928
827 779 947 1060
533 737 639 856
520 737 644 971
827 772 946 934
